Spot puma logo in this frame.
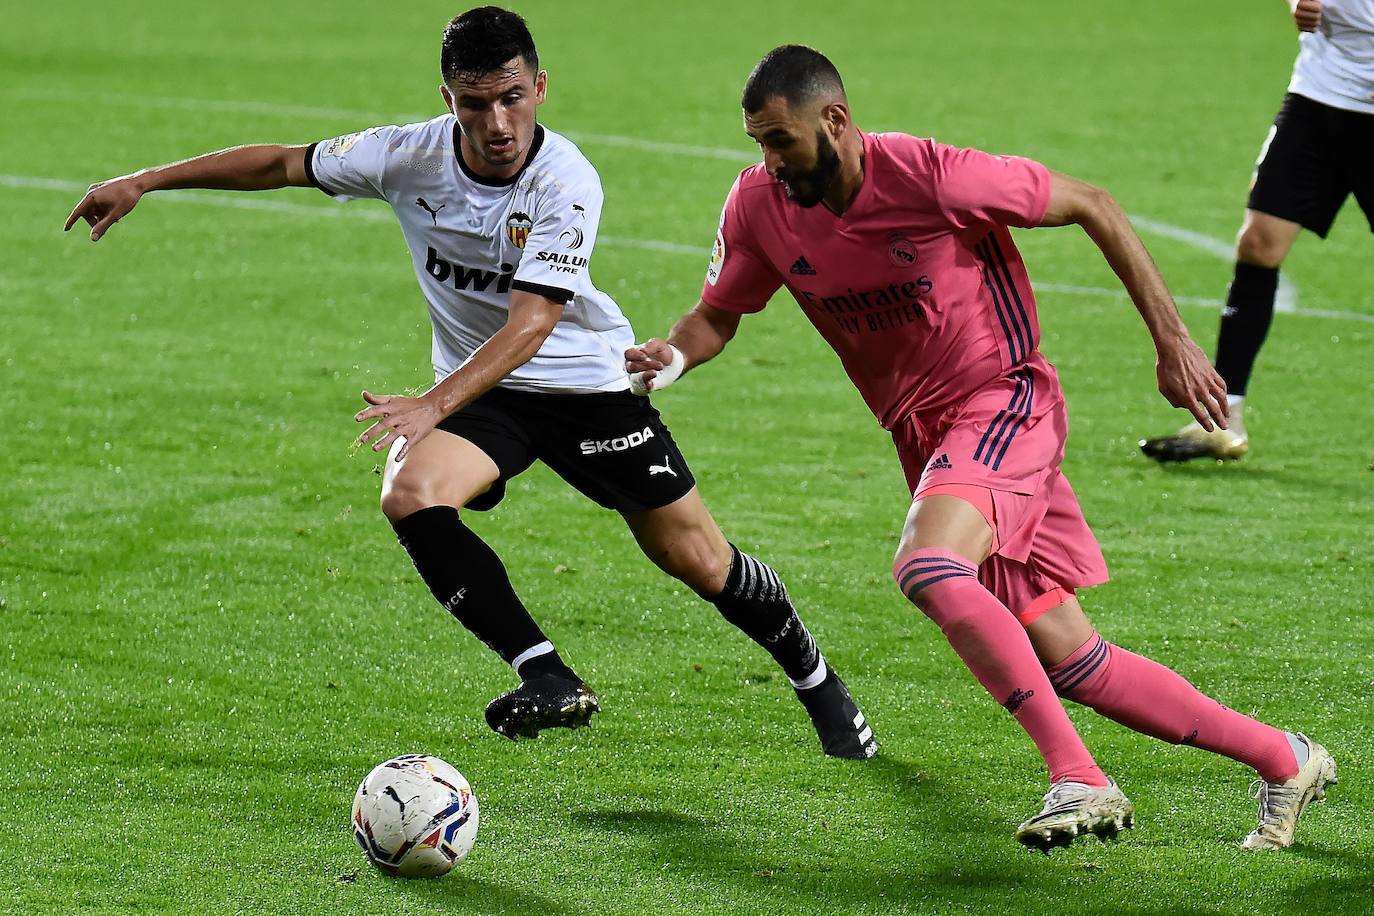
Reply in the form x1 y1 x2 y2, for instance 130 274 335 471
649 456 677 477
415 196 446 225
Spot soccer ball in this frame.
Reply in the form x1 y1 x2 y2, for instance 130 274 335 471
351 754 480 878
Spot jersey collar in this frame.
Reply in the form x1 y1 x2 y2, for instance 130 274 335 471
452 122 546 187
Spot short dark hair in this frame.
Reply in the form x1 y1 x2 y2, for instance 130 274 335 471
441 7 539 85
741 45 846 113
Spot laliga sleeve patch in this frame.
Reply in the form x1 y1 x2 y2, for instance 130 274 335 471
706 226 725 287
322 132 365 158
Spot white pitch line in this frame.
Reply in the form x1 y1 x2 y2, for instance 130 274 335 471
9 172 1369 324
1037 282 1222 309
1128 214 1299 313
4 173 703 257
1034 282 1374 324
557 131 755 163
2 88 758 165
5 87 1308 307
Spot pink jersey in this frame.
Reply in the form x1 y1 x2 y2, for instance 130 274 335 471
701 131 1052 429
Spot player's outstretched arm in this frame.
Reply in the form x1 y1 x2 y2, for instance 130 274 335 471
63 144 312 241
1039 170 1229 432
626 299 743 394
356 290 564 461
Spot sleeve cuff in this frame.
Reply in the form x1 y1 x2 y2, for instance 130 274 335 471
302 142 337 197
511 279 575 304
699 290 768 314
1027 159 1052 227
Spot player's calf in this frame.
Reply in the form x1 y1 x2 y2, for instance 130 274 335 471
392 505 594 736
1046 632 1306 784
894 548 1106 787
712 545 877 759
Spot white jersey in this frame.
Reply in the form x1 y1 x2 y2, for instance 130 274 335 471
307 117 634 393
1289 0 1374 114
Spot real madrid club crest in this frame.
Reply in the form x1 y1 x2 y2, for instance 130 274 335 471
506 211 533 249
888 233 918 268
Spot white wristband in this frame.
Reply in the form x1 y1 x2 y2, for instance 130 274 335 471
629 344 685 395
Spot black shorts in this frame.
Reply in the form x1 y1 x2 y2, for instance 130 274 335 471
436 386 696 513
1249 92 1374 238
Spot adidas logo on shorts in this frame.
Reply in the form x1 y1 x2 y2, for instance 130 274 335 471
930 453 952 470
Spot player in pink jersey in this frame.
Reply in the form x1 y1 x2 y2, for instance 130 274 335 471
626 45 1336 851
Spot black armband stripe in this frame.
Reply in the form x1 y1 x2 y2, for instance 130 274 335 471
511 279 575 304
302 142 337 197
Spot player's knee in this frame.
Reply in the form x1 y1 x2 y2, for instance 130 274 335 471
1235 225 1289 269
380 471 449 523
657 538 730 598
897 571 979 634
891 565 942 615
680 549 732 599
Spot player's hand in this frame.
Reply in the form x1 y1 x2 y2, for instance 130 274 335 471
1156 338 1229 432
625 339 682 394
1291 0 1322 32
63 175 146 241
355 390 444 462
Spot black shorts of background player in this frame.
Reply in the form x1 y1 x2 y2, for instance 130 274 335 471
1141 1 1374 463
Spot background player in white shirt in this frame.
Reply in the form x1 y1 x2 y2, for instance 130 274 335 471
1142 0 1374 462
63 7 877 758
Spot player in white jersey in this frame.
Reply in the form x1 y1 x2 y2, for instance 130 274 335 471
63 7 878 759
1142 0 1374 463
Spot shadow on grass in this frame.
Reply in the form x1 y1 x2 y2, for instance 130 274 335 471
552 754 1367 915
554 756 1096 912
343 758 1368 915
1286 838 1374 871
384 872 588 916
1149 461 1359 500
570 807 710 835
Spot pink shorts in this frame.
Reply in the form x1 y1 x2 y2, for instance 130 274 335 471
891 356 1109 618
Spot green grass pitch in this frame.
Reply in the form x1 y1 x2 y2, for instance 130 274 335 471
3 1 1372 913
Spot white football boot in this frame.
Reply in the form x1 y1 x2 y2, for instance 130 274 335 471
1015 778 1135 852
1242 735 1337 850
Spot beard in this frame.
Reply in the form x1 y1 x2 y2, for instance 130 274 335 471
777 129 841 208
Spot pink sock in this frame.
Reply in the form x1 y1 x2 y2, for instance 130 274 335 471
1048 634 1299 782
895 549 1106 786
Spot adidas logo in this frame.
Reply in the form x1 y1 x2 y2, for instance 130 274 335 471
930 453 952 470
789 256 817 275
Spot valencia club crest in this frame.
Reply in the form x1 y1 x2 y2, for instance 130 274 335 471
506 211 533 248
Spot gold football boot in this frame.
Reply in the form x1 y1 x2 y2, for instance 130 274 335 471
1140 411 1249 463
1015 778 1135 852
1242 735 1337 850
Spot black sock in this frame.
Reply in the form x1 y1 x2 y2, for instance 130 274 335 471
392 506 577 681
711 545 823 685
1214 261 1279 396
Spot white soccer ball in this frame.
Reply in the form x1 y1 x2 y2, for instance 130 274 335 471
351 754 480 878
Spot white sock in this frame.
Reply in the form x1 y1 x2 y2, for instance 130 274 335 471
789 655 828 690
1226 394 1246 410
511 640 555 676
